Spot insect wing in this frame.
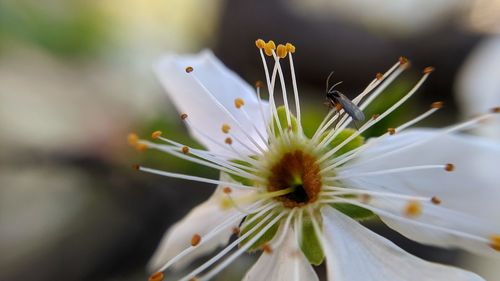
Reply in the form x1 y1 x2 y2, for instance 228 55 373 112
336 93 365 121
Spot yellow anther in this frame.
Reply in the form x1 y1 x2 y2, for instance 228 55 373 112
225 137 233 145
149 271 165 281
255 39 266 49
285 43 296 53
264 40 276 56
181 146 189 154
151 130 162 139
423 66 435 74
127 133 139 146
185 66 194 73
222 124 231 134
136 143 148 152
276 44 287 59
388 128 396 135
234 98 245 109
191 234 202 246
431 196 441 205
404 200 422 217
445 163 454 172
490 234 500 251
431 101 443 109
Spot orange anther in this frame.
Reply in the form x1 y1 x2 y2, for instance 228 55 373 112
261 244 273 254
185 66 194 73
191 234 201 246
399 56 409 65
375 73 383 80
181 146 189 154
149 271 165 281
276 44 287 59
423 66 435 74
285 43 296 53
490 235 500 251
151 130 162 139
431 101 443 109
127 133 139 146
255 39 266 49
445 163 454 172
264 40 276 56
388 128 396 135
404 200 422 217
234 98 245 109
222 124 231 134
223 187 232 194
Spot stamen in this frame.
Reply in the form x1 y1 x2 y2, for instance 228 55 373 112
288 47 302 133
220 187 296 210
234 98 245 109
404 200 422 217
151 130 162 139
327 164 450 180
490 235 500 251
270 49 292 130
321 186 432 202
221 124 231 134
149 271 165 281
191 234 202 246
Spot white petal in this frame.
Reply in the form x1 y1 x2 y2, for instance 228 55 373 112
321 206 485 281
148 173 253 271
339 129 500 254
243 227 318 281
456 36 500 139
154 50 269 157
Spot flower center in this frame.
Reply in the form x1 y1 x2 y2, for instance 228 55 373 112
267 150 322 208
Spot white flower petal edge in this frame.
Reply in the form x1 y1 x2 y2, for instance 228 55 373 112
339 129 500 255
154 50 270 158
242 227 319 281
148 173 253 271
320 206 485 281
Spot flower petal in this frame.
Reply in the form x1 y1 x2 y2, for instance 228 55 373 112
339 129 500 255
243 227 318 281
148 173 253 271
154 50 269 157
321 206 485 281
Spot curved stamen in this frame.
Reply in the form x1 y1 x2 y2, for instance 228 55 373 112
320 186 434 202
288 52 302 133
324 164 451 180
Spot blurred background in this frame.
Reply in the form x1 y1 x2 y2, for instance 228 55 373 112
0 0 499 280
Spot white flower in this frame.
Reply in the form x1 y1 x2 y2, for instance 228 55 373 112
131 39 500 281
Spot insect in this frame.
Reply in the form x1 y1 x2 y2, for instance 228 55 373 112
325 72 365 122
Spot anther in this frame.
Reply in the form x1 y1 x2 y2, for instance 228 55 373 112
127 133 139 146
255 39 266 49
388 128 396 135
151 130 162 139
276 44 288 58
180 113 188 120
234 98 245 109
255 80 264 89
399 56 409 65
136 143 148 152
285 43 296 53
423 66 435 74
149 271 165 281
431 101 443 109
132 164 140 170
261 244 273 254
232 227 241 235
185 66 194 73
490 235 500 251
359 194 371 204
491 107 500 113
181 146 189 154
223 187 232 194
264 40 276 56
431 196 441 205
222 124 231 134
404 200 422 217
225 137 233 145
445 163 454 172
191 234 201 246
372 114 380 120
375 73 383 80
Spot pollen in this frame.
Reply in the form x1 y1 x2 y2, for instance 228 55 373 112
151 130 162 139
445 163 454 172
255 39 266 49
431 196 441 205
431 101 443 109
375 72 383 80
276 44 288 58
136 143 148 152
223 187 232 194
225 137 233 145
127 133 139 146
490 235 500 251
180 113 188 120
264 40 276 56
185 66 194 73
191 234 202 246
149 271 165 281
181 146 189 154
388 128 396 135
222 123 231 134
285 43 296 53
404 200 422 217
261 244 273 254
423 66 435 74
234 98 245 109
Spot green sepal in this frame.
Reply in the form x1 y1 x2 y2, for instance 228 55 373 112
300 214 324 265
273 105 298 137
331 203 376 221
322 128 364 157
227 159 254 186
239 212 280 251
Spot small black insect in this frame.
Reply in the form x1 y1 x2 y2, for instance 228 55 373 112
325 72 365 122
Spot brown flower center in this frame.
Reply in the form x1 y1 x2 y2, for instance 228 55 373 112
267 150 322 208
